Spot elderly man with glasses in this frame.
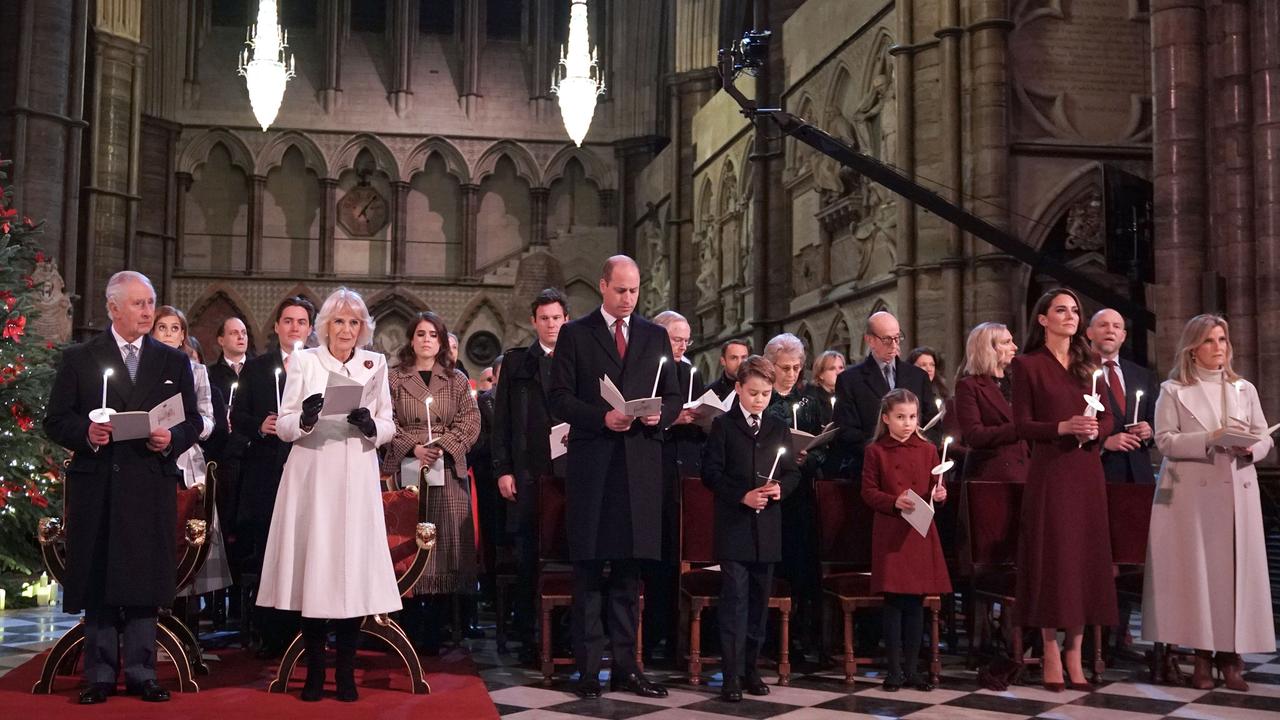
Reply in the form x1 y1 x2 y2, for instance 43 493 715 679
831 310 937 481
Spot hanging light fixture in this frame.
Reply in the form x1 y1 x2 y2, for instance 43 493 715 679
237 0 296 131
551 0 605 147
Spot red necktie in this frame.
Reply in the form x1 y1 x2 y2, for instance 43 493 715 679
614 319 627 359
1104 360 1126 416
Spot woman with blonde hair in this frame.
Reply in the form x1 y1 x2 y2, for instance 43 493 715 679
257 287 399 702
953 322 1027 483
1142 314 1274 691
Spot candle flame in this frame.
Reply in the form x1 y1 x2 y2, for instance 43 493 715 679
935 398 942 408
691 366 697 374
944 436 954 445
425 397 434 405
274 368 281 376
776 447 786 456
1092 368 1104 378
1135 389 1143 398
104 368 114 377
293 340 304 352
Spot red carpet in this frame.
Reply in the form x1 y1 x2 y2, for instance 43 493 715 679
0 646 499 719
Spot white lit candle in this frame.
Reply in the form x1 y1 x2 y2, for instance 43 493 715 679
791 403 799 430
935 397 943 412
830 396 836 412
941 436 953 466
228 381 238 408
651 356 667 398
688 366 697 404
1090 368 1103 397
274 368 282 411
1132 389 1143 426
767 446 786 480
425 396 434 444
101 368 113 410
0 588 6 611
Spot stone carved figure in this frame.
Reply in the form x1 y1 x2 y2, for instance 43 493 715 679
641 213 670 317
30 257 73 345
695 223 719 305
812 109 862 207
1064 190 1105 252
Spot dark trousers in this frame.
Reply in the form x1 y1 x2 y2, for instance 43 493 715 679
82 606 158 685
883 593 924 680
571 559 641 680
720 561 772 680
512 525 538 641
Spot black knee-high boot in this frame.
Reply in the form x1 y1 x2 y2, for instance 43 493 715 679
900 597 924 682
334 617 363 702
300 618 328 702
882 598 904 688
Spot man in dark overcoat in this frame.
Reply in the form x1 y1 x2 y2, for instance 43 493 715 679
549 256 681 698
230 295 313 656
43 271 202 704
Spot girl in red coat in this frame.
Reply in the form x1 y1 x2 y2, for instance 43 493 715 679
861 388 952 692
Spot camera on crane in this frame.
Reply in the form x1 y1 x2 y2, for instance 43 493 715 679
718 29 772 75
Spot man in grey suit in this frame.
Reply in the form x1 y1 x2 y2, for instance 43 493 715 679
43 271 202 704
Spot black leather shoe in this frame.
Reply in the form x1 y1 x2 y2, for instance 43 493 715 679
720 678 742 702
573 677 602 698
744 675 771 696
126 679 170 702
610 671 668 698
78 683 114 704
882 674 903 692
910 674 935 692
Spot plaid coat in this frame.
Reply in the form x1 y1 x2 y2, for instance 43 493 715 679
380 364 481 478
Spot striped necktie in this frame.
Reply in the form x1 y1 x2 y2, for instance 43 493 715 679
124 343 139 382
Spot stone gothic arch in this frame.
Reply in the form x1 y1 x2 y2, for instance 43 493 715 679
177 128 254 176
256 131 329 179
474 140 542 188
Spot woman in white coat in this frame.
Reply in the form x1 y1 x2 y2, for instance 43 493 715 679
1143 314 1274 692
256 287 400 703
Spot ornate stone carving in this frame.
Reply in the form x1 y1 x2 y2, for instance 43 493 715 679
29 258 73 345
640 209 670 317
694 223 719 306
1064 190 1104 252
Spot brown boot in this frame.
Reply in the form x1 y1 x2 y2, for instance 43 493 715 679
1214 652 1249 692
1191 650 1214 690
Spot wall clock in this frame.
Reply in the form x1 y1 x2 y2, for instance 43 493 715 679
337 183 389 236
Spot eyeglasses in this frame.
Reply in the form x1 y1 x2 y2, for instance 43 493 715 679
872 334 906 346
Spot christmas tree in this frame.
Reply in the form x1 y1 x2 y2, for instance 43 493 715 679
0 154 66 577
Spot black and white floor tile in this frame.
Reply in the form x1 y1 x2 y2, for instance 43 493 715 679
3 603 1278 719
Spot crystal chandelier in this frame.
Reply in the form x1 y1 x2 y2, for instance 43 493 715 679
551 0 605 147
237 0 296 132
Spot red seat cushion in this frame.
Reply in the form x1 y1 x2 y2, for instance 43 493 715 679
680 478 715 563
681 569 792 600
814 481 874 566
382 489 421 578
539 477 568 562
822 572 874 598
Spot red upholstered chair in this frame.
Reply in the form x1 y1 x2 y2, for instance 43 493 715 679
678 476 792 686
815 480 941 685
1106 483 1172 681
33 461 219 694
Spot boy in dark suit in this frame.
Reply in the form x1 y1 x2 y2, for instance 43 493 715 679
701 356 800 702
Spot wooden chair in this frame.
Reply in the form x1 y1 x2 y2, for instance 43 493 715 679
815 480 941 685
268 484 437 695
32 461 219 694
1105 483 1171 680
963 481 1104 684
536 475 645 683
677 476 792 686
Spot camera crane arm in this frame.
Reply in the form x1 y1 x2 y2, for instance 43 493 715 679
717 37 1155 329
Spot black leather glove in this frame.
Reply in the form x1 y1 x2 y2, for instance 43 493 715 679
300 393 324 429
347 407 377 438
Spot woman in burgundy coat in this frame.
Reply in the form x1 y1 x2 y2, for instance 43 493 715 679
862 389 952 692
1011 289 1118 690
954 322 1028 483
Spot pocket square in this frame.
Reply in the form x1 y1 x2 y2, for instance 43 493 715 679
164 380 174 385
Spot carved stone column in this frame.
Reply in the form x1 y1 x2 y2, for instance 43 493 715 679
319 178 337 275
1208 0 1256 379
174 171 193 272
889 1 917 346
391 180 410 277
1152 0 1208 364
530 187 550 248
248 174 266 271
937 0 965 366
319 0 348 112
1251 0 1280 421
461 184 480 280
182 0 203 106
614 137 661 254
461 0 483 116
667 69 718 326
389 0 417 116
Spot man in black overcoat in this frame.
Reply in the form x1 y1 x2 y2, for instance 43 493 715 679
43 271 203 704
206 316 252 559
492 288 570 659
832 311 936 480
1087 308 1158 484
549 256 681 698
230 295 313 656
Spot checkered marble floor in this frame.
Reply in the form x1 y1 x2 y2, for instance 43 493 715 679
3 604 1278 719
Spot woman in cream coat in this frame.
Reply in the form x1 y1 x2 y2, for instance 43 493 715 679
257 287 400 702
1143 314 1274 692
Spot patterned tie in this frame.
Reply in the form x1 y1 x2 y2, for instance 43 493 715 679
614 319 627 359
124 343 139 382
750 414 760 435
882 362 895 390
234 361 243 376
1104 360 1126 416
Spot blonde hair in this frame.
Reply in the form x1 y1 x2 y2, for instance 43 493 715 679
872 388 920 441
811 350 845 380
961 322 1010 379
764 333 806 366
1168 314 1241 385
314 287 375 349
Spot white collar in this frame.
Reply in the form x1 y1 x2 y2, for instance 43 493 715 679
223 352 246 365
111 325 143 352
540 342 554 356
600 307 629 330
740 403 762 425
1100 353 1121 365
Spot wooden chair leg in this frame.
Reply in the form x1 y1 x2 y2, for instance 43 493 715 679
677 600 689 668
842 607 855 685
688 604 703 685
929 602 941 686
777 607 792 686
1151 642 1164 684
636 595 645 673
1011 623 1025 686
540 604 554 685
966 592 980 669
1091 625 1104 683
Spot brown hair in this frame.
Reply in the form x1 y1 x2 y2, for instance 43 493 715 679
907 346 950 400
1024 288 1097 383
394 311 455 372
720 338 752 357
530 287 569 316
153 305 192 355
872 388 920 441
273 294 316 325
735 355 777 387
